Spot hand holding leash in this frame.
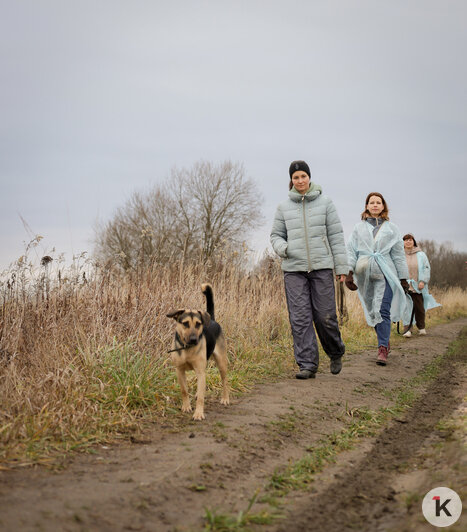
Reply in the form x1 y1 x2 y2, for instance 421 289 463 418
345 271 358 291
400 279 410 293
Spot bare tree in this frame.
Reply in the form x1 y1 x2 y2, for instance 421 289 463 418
419 240 467 289
94 185 178 269
94 160 263 269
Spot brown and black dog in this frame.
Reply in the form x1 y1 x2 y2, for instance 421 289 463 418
166 283 229 420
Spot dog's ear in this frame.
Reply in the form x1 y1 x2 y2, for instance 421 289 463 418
200 311 211 327
166 309 185 321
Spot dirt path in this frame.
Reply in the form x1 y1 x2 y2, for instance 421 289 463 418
1 319 466 532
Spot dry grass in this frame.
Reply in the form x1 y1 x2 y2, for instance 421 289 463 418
1 247 466 466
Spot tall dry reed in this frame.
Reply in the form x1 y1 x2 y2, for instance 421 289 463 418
0 256 292 464
1 251 466 465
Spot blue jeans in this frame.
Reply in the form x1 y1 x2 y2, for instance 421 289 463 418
375 280 392 347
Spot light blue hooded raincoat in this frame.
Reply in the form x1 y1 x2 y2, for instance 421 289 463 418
347 220 413 326
407 250 441 311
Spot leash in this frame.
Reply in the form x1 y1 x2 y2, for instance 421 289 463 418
167 345 194 354
337 280 348 326
167 332 196 353
396 292 415 335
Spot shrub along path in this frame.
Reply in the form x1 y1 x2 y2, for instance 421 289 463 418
0 319 466 532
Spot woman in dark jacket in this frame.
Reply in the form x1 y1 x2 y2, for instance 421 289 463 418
270 160 349 379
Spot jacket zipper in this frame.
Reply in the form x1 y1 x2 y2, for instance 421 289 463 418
302 196 312 271
373 218 382 240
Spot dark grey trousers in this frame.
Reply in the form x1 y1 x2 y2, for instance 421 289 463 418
284 269 345 372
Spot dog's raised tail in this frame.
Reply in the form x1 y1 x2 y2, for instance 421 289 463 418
201 283 215 320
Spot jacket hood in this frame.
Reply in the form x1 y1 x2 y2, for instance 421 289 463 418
289 182 322 202
405 246 421 255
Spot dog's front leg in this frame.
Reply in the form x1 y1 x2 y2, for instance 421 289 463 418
176 367 192 413
192 362 206 420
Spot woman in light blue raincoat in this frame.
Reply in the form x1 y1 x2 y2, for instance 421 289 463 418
345 192 413 366
402 233 441 337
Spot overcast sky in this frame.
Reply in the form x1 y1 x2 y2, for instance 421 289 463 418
1 0 466 271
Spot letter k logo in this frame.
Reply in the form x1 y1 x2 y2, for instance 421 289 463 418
423 488 461 526
433 496 452 517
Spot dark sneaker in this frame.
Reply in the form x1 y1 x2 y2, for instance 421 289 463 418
295 369 316 379
330 357 342 375
376 346 389 366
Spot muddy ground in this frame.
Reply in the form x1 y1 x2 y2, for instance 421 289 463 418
1 319 466 532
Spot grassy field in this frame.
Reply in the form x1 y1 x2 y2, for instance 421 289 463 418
1 253 466 466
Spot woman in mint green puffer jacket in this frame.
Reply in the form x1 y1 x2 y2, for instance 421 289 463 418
270 183 349 274
270 160 349 380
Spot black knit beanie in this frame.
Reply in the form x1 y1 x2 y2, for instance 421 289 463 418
289 160 311 178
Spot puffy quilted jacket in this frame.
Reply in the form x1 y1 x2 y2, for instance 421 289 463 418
270 184 349 274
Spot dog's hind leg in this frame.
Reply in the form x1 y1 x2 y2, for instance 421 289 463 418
176 367 192 413
192 360 206 420
213 340 230 406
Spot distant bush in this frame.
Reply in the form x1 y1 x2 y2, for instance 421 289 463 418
419 240 467 289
